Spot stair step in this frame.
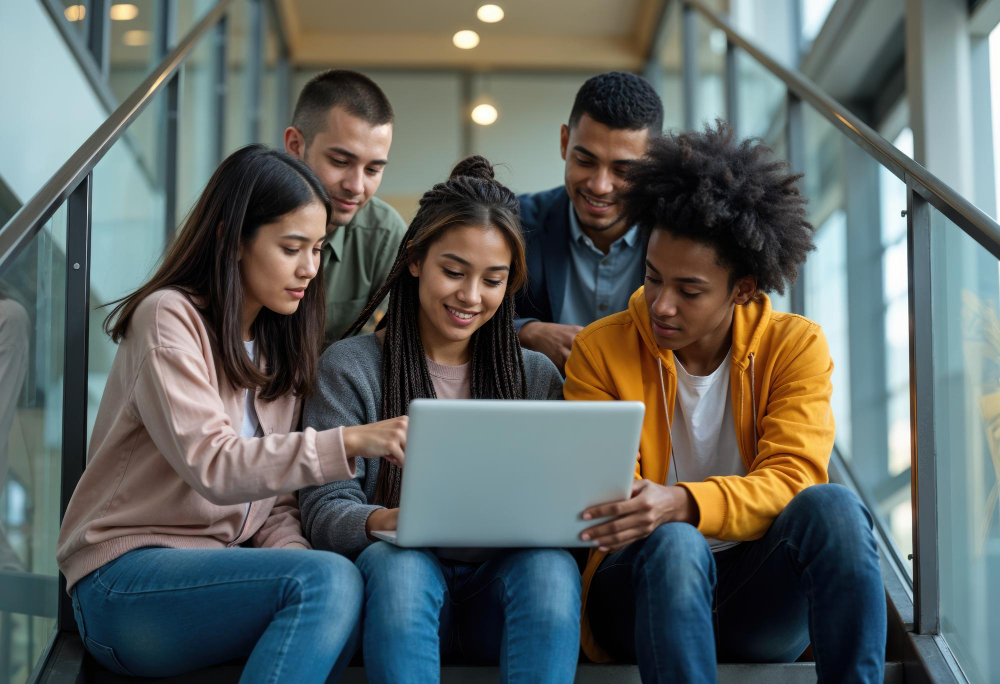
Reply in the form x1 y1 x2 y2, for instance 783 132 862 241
337 662 905 684
91 661 905 683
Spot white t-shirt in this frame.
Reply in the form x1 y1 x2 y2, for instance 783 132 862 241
666 351 748 552
239 340 263 528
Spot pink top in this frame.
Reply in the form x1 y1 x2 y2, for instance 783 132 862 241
425 356 472 399
56 289 355 591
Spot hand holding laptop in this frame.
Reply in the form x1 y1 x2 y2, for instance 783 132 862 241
579 479 699 552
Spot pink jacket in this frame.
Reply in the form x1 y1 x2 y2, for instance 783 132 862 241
57 289 354 591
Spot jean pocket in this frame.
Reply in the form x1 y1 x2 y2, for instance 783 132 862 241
84 636 134 677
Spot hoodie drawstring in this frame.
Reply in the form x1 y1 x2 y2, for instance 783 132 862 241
748 352 759 456
657 358 679 483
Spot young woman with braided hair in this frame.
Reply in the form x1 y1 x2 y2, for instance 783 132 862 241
299 156 581 684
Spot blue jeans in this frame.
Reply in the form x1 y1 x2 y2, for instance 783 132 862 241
588 484 887 684
71 547 363 683
355 543 581 684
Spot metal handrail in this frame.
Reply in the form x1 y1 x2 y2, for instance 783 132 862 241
0 0 233 273
681 0 1000 263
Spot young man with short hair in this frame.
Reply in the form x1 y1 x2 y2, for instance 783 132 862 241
566 122 886 683
515 71 663 372
285 69 407 345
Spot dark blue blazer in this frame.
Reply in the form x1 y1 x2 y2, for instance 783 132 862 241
514 186 647 329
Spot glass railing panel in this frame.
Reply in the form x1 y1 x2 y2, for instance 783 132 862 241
0 204 68 684
928 207 1000 682
88 79 171 443
176 25 221 229
224 0 251 154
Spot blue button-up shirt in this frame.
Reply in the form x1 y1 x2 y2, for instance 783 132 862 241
559 205 645 327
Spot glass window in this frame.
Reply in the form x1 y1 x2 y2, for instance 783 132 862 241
176 30 220 227
991 23 1000 219
0 203 68 684
800 0 836 46
108 0 162 104
223 0 251 155
878 127 914 571
695 14 726 128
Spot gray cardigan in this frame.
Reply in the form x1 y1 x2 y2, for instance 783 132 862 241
300 333 564 558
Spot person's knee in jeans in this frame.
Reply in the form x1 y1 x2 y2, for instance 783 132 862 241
502 549 581 630
635 522 715 601
784 485 876 554
355 542 446 634
284 550 364 644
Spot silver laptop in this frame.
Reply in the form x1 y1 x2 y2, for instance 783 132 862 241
371 399 644 547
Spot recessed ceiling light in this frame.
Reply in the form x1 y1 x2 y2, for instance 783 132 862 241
453 30 480 49
471 103 498 126
110 3 139 20
477 4 504 23
122 29 151 46
64 5 86 21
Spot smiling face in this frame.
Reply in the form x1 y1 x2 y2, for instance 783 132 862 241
561 113 650 237
643 230 755 353
239 200 328 325
287 106 392 229
408 224 513 356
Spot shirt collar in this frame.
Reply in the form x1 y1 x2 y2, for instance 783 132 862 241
568 203 640 250
323 223 347 264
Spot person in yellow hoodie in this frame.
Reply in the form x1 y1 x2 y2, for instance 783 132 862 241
565 121 886 683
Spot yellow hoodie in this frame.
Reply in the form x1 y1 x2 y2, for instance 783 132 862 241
565 287 835 662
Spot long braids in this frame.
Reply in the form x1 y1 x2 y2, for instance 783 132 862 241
342 156 528 508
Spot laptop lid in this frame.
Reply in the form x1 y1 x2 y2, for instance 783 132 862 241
391 399 644 547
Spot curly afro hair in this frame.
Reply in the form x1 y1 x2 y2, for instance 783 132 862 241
621 120 814 296
569 71 663 134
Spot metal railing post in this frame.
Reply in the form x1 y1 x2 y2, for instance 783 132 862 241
906 187 940 635
86 0 111 79
58 176 93 631
682 5 697 130
157 0 179 238
725 40 739 132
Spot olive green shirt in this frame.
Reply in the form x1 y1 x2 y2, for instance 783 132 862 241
321 196 407 346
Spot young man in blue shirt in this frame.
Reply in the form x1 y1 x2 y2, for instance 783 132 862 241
516 71 664 372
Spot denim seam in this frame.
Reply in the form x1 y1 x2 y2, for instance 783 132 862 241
93 573 312 597
266 576 305 684
593 561 634 577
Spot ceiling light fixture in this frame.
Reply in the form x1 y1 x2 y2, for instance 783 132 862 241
110 3 139 20
453 30 480 49
122 29 151 46
471 103 498 126
64 5 86 21
477 4 504 23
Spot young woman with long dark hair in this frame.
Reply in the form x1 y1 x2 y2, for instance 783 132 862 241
299 156 581 684
56 145 407 683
